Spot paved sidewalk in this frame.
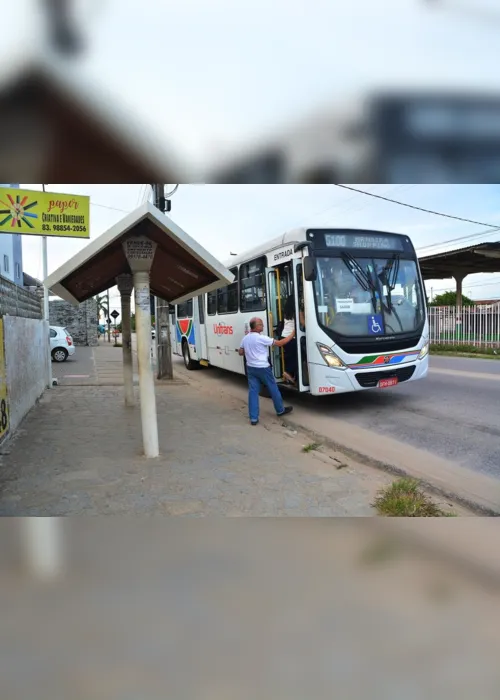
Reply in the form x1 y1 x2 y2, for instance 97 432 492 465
52 339 137 386
0 347 393 516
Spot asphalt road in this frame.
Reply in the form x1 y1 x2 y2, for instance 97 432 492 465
175 354 500 479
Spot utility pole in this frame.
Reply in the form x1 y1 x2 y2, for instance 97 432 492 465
152 185 174 380
41 185 54 389
43 0 83 56
106 288 111 343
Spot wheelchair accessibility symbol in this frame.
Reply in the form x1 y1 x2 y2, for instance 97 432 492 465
368 314 384 335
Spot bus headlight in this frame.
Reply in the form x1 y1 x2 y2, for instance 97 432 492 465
418 340 429 360
317 343 346 369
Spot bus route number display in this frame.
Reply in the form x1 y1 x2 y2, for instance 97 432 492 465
324 234 403 251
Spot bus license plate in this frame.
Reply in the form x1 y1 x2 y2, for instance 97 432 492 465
378 377 398 389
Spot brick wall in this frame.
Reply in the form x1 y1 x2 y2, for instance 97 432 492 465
49 299 98 347
0 275 42 319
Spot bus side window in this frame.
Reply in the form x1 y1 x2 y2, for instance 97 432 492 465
227 267 239 313
207 291 217 316
198 296 205 324
217 285 229 314
177 302 186 318
177 299 193 318
240 257 266 312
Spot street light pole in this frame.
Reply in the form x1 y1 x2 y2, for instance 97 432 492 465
42 184 54 389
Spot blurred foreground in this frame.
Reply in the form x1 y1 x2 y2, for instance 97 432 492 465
2 1 500 183
1 519 500 699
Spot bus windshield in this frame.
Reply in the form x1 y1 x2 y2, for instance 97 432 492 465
313 255 425 337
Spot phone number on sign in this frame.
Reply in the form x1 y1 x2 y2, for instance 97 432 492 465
42 225 87 233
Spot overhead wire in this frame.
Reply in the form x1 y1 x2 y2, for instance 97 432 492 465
333 185 500 229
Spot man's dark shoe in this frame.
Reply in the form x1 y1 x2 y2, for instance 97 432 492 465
251 420 259 426
278 407 293 417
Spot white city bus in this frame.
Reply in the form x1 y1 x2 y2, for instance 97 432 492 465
171 228 429 396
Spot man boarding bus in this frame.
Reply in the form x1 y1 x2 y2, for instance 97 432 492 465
239 317 295 426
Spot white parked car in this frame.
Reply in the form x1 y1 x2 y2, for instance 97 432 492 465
50 326 76 363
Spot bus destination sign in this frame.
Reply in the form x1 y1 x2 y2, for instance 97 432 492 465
323 233 404 251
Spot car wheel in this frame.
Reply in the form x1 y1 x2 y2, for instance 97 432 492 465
52 347 68 363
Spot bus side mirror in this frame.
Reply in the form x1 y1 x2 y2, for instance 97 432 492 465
303 256 317 282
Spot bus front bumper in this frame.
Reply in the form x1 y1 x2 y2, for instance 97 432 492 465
309 356 429 396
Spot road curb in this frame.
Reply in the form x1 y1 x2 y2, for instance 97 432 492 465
280 415 499 516
374 520 500 589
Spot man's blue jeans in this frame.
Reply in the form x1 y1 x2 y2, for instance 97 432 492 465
247 365 284 423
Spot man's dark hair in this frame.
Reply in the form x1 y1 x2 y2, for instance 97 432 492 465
249 319 258 330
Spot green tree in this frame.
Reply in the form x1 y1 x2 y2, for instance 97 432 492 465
430 291 475 307
94 293 109 321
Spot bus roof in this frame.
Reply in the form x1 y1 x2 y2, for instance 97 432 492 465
223 227 308 268
223 227 411 269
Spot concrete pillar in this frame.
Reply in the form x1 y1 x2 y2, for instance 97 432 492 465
21 519 63 580
116 274 134 407
123 237 159 458
454 273 466 340
455 274 465 309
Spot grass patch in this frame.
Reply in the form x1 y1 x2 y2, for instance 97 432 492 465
431 343 499 359
302 442 322 453
374 478 449 517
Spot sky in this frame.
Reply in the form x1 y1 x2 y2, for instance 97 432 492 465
18 184 500 315
3 0 500 171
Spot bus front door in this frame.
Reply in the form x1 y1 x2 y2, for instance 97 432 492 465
293 259 309 390
266 264 294 383
266 267 285 382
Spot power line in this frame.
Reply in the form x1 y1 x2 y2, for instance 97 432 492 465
91 202 130 214
333 185 500 229
136 184 147 207
417 226 500 254
430 278 500 293
311 184 413 224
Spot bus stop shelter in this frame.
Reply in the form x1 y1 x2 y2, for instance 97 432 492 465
44 201 234 459
419 241 500 306
0 53 190 182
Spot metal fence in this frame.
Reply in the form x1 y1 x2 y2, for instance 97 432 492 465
429 306 500 348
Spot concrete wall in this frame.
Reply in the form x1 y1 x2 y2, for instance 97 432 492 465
49 298 98 347
2 317 49 436
0 276 43 320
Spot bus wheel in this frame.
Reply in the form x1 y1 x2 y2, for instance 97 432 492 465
182 341 198 370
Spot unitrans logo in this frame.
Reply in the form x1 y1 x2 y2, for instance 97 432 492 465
214 323 233 335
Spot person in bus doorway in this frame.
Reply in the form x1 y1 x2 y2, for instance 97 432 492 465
281 295 305 385
239 317 295 426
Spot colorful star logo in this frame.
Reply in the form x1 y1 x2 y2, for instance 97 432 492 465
0 193 39 230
